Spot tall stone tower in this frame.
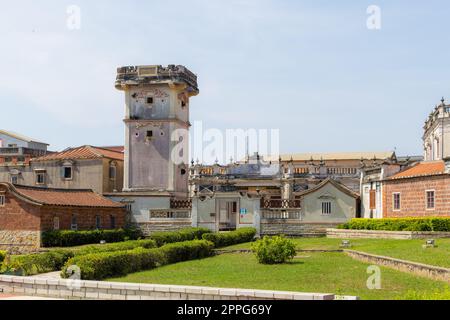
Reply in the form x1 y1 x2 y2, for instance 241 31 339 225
423 97 450 161
115 65 199 198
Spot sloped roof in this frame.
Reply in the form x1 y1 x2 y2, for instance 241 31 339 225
34 145 124 162
100 146 124 153
0 129 49 145
388 161 446 180
0 183 124 208
298 178 360 199
263 151 395 162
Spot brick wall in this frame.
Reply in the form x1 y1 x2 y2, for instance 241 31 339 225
40 207 126 231
383 175 450 217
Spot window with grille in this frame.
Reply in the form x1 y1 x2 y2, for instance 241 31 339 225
426 190 435 209
393 193 401 211
53 217 60 230
321 201 332 215
71 214 78 230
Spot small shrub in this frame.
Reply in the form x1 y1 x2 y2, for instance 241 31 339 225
202 228 256 248
149 227 212 247
251 236 296 264
61 239 215 280
41 228 143 247
339 218 450 232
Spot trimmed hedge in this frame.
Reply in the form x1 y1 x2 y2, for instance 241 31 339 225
339 218 450 232
7 250 75 276
74 239 157 256
61 240 214 280
202 227 256 248
42 228 143 247
149 227 212 247
3 239 157 276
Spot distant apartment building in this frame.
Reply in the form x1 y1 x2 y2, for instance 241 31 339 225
0 130 49 185
0 140 124 194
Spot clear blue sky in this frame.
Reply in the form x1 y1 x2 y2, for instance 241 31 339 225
0 0 448 157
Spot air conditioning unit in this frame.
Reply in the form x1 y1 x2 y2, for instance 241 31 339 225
138 66 158 77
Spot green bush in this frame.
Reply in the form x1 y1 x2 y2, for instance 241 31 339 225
251 236 296 264
339 218 450 232
0 250 7 264
7 250 75 276
41 228 143 247
61 239 214 280
149 227 212 247
202 227 256 248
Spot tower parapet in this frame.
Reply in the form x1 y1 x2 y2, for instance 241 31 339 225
115 65 199 95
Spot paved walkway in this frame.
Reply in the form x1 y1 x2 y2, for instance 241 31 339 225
0 293 61 300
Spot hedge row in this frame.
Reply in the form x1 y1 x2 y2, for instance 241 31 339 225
6 250 75 276
3 239 157 276
61 240 214 280
148 227 212 246
339 218 450 232
41 228 143 247
73 239 157 256
202 227 256 248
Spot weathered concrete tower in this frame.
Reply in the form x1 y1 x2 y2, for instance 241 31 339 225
115 65 199 198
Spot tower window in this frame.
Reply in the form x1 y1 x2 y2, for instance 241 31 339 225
180 169 187 175
0 195 5 206
181 100 187 107
146 97 154 104
146 131 153 139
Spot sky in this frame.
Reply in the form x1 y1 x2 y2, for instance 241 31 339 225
0 0 449 160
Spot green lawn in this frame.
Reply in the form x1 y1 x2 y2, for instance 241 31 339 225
224 237 450 268
109 252 449 300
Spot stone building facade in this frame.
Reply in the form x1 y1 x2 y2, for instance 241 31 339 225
0 182 126 253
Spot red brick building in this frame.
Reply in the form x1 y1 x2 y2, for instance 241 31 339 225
383 161 450 218
0 182 126 253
